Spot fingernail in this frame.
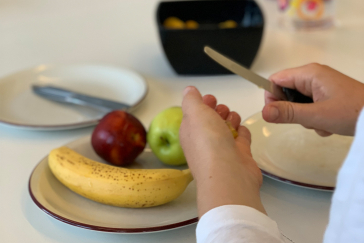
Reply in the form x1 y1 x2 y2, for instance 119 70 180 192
183 86 193 97
269 106 279 121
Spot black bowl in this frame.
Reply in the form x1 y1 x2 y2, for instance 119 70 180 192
156 0 264 75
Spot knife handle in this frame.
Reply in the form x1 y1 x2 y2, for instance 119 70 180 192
282 88 313 103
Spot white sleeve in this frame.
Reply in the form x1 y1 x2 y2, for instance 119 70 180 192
323 108 364 243
196 205 289 243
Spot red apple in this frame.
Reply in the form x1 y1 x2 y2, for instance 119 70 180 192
91 110 146 166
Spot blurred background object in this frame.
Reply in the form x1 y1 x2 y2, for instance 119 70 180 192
277 0 335 30
156 0 264 75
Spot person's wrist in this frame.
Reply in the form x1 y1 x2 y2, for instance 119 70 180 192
197 176 266 216
191 151 260 185
194 155 266 216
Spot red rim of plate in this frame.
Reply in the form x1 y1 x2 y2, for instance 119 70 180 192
28 159 198 233
261 169 335 191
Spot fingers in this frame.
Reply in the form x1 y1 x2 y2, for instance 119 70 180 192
263 99 337 137
236 126 251 143
315 129 333 137
264 90 279 105
262 101 326 130
182 86 203 115
269 63 325 97
235 126 252 156
183 87 241 130
262 101 310 124
215 104 230 119
202 95 217 109
202 95 241 130
214 103 241 130
303 125 333 137
226 112 241 130
201 95 240 127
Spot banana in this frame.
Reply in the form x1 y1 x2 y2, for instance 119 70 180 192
48 146 193 208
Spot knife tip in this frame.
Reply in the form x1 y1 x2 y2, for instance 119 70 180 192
203 46 211 54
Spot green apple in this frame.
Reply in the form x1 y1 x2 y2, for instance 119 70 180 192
147 106 187 166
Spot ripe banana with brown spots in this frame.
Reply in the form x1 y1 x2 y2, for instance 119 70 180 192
48 146 193 208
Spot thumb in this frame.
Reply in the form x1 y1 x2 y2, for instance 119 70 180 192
182 86 203 115
262 101 319 128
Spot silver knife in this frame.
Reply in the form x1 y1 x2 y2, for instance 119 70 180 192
204 46 313 103
32 85 130 112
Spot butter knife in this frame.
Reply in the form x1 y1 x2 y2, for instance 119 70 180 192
32 85 130 112
204 46 313 103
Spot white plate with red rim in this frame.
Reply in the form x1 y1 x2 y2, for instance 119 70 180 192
243 112 353 191
28 135 198 233
0 64 148 131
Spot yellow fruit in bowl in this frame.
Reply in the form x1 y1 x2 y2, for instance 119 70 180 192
185 20 199 29
163 17 185 29
218 20 238 29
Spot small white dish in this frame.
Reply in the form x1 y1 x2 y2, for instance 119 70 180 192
243 112 353 191
28 135 198 233
0 64 148 130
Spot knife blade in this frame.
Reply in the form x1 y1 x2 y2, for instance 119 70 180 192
204 46 313 103
32 85 130 112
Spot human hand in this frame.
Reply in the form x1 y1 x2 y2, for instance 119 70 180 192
263 63 364 136
180 86 265 217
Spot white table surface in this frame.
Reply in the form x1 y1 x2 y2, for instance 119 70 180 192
1 0 363 242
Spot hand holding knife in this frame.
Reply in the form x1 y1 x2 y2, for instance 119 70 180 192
204 46 313 104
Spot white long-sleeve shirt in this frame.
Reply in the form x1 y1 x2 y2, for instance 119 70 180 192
196 109 364 243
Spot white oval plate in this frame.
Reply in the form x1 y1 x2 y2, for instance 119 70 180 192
0 64 148 130
28 135 198 233
243 112 353 191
